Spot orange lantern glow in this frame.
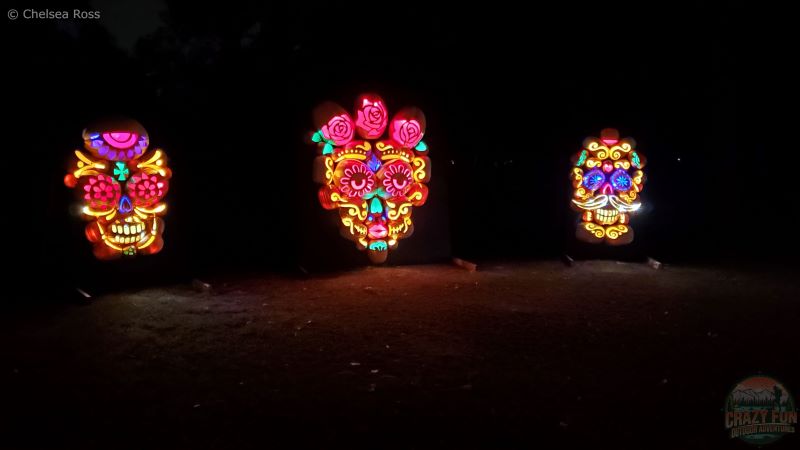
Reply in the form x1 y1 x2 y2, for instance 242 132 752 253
311 94 431 264
65 118 172 259
570 128 646 245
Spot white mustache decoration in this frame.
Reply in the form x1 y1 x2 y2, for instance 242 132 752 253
572 194 641 212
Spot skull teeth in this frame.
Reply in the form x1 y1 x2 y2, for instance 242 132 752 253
109 219 148 246
111 223 144 235
111 232 146 245
595 209 619 225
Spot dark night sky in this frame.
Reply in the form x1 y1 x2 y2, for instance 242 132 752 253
6 1 772 293
89 0 165 50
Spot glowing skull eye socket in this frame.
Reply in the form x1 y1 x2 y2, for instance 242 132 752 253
583 169 605 191
610 169 633 192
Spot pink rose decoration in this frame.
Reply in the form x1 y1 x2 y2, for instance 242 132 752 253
321 114 354 146
392 119 423 148
355 96 388 139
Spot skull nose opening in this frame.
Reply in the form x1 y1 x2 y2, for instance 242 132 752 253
369 197 384 214
119 195 132 213
601 183 614 196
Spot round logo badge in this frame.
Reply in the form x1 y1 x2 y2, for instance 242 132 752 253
725 376 797 445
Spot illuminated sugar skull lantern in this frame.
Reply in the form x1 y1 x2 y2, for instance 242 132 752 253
311 94 431 264
570 128 646 245
64 118 172 259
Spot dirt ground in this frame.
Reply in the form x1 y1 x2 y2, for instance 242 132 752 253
2 261 798 449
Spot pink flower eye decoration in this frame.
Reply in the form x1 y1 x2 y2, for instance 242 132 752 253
338 162 375 198
82 174 121 210
381 161 413 197
127 172 169 207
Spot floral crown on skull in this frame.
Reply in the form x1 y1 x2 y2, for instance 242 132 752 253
311 93 431 264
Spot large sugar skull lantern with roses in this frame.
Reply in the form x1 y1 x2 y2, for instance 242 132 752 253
570 128 646 245
64 118 172 259
311 94 431 264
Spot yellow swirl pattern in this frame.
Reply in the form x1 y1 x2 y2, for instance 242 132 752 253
340 217 355 235
412 157 427 182
335 200 367 220
572 168 584 187
585 158 602 168
620 190 637 203
605 224 629 240
386 200 412 220
340 218 366 236
137 150 167 176
575 187 591 200
375 141 394 152
586 141 608 159
324 156 334 183
583 222 605 238
587 142 610 159
73 150 106 178
613 160 631 170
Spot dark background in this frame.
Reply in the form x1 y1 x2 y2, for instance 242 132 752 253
6 1 763 293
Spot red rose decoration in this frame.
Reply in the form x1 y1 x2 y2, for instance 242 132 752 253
321 114 354 146
355 95 388 139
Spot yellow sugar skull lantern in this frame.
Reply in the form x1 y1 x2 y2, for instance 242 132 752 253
570 128 646 245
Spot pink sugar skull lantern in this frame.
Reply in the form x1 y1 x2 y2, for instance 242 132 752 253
312 94 431 264
64 118 172 259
